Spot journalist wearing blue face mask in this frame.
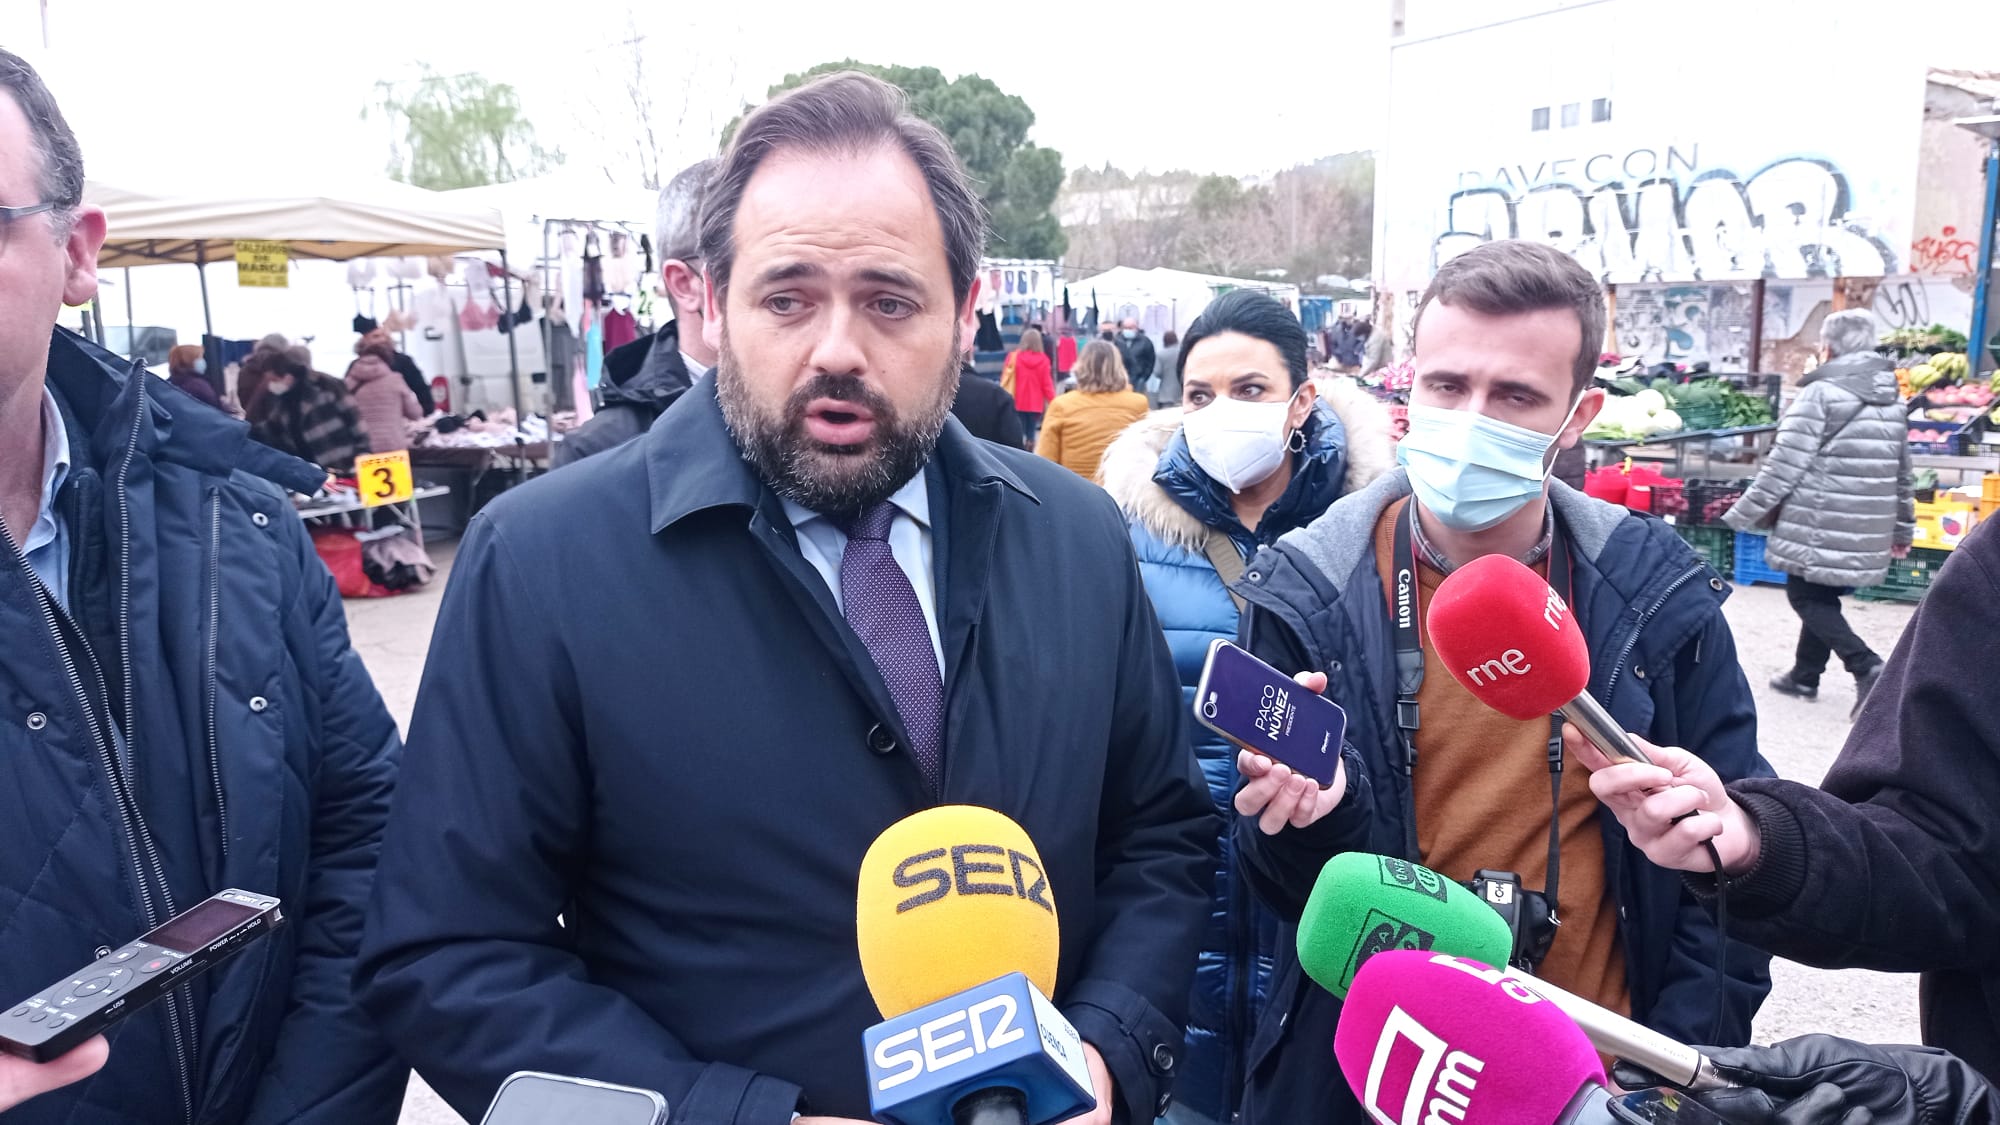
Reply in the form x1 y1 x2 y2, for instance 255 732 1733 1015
1218 240 1775 1125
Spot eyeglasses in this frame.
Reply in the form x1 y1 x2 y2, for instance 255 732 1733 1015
0 201 59 256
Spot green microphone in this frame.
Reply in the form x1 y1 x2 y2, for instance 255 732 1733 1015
1296 852 1514 999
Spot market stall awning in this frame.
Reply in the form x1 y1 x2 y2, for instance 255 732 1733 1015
83 178 508 268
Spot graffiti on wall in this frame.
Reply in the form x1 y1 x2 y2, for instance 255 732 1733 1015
1434 156 1897 282
1910 226 1980 276
1614 284 1755 368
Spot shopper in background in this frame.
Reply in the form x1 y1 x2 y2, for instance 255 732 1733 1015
553 158 719 467
234 331 290 416
358 325 434 415
248 346 369 478
1117 316 1156 392
1009 326 1056 447
1057 324 1080 382
164 342 221 409
1152 328 1183 407
1098 288 1394 1125
950 357 1025 447
1359 316 1392 378
1725 308 1912 719
347 336 423 455
1034 340 1148 479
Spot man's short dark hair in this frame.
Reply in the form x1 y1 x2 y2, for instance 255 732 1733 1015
699 71 987 307
0 48 85 235
1415 241 1606 395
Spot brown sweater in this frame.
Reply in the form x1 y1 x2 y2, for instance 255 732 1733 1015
1373 499 1631 1017
1035 389 1151 481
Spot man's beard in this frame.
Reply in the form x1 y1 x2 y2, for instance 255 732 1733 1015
716 326 961 514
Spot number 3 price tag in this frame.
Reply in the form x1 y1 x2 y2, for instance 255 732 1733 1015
354 450 414 508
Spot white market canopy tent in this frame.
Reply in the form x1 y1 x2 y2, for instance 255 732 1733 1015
81 176 526 412
1068 266 1303 334
84 178 509 268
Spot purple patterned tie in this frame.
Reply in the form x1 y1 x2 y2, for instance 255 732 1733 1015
838 501 944 792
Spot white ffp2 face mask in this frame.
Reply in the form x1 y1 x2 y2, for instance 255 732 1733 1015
1182 392 1299 493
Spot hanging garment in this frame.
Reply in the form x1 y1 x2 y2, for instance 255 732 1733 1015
603 309 638 350
547 323 577 411
582 232 606 303
603 231 639 294
585 309 605 390
974 311 1004 353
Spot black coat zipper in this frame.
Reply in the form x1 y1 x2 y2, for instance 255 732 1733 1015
1599 564 1707 705
205 490 229 855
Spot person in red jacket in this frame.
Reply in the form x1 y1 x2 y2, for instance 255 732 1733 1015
1010 327 1056 448
1057 326 1081 380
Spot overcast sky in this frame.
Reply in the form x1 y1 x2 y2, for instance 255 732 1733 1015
8 0 1394 189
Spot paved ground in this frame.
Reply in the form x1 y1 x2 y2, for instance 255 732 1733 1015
352 543 1925 1124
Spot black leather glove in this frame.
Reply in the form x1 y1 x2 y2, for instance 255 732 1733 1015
1611 1035 1999 1125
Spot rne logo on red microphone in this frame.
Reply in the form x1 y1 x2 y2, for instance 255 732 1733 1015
1543 587 1570 631
1462 649 1531 687
1360 1006 1485 1125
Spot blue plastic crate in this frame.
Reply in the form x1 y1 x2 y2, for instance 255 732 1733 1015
1732 532 1788 587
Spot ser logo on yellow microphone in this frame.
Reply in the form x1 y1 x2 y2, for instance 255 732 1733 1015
893 845 1052 915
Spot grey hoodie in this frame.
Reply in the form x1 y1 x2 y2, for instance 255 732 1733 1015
1726 353 1915 587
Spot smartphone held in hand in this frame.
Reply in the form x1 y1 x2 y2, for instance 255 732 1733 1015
1194 640 1347 788
480 1072 669 1125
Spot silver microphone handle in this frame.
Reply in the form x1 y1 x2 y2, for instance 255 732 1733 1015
1500 969 1736 1092
1558 692 1655 767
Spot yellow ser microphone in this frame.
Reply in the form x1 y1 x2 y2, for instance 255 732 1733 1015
856 807 1094 1125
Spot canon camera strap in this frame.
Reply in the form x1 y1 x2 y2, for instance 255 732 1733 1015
1390 501 1570 921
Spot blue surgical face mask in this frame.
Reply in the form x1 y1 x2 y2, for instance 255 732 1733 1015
1122 328 1138 339
1397 398 1582 532
193 357 207 375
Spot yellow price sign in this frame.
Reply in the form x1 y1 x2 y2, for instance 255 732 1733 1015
354 450 413 508
234 240 290 288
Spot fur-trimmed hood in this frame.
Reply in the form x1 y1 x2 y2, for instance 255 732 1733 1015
1101 378 1397 552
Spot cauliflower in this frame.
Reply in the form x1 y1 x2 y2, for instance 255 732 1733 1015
1634 389 1668 416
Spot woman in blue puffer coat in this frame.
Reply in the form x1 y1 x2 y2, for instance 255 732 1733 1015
1099 291 1394 1125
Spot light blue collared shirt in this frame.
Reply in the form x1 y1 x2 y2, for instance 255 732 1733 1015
781 473 943 680
23 384 72 609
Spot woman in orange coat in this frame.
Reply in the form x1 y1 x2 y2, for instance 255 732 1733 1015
1036 341 1151 480
1009 328 1058 448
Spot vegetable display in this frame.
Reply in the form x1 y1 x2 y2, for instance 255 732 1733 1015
1585 378 1773 440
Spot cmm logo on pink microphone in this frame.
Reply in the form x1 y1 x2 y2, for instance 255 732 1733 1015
1360 1006 1486 1125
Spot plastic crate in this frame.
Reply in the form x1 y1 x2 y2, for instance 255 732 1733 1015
1646 479 1688 521
1731 532 1787 586
1683 479 1751 526
1856 548 1951 603
1984 474 2000 505
1675 525 1733 574
1908 420 1970 456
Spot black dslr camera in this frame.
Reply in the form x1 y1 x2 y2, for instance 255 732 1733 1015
1465 869 1559 973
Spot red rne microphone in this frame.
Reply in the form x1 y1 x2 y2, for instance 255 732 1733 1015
1334 950 1607 1125
1426 554 1654 766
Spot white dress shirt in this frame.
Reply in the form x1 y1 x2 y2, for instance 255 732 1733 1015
22 384 72 609
781 472 943 680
